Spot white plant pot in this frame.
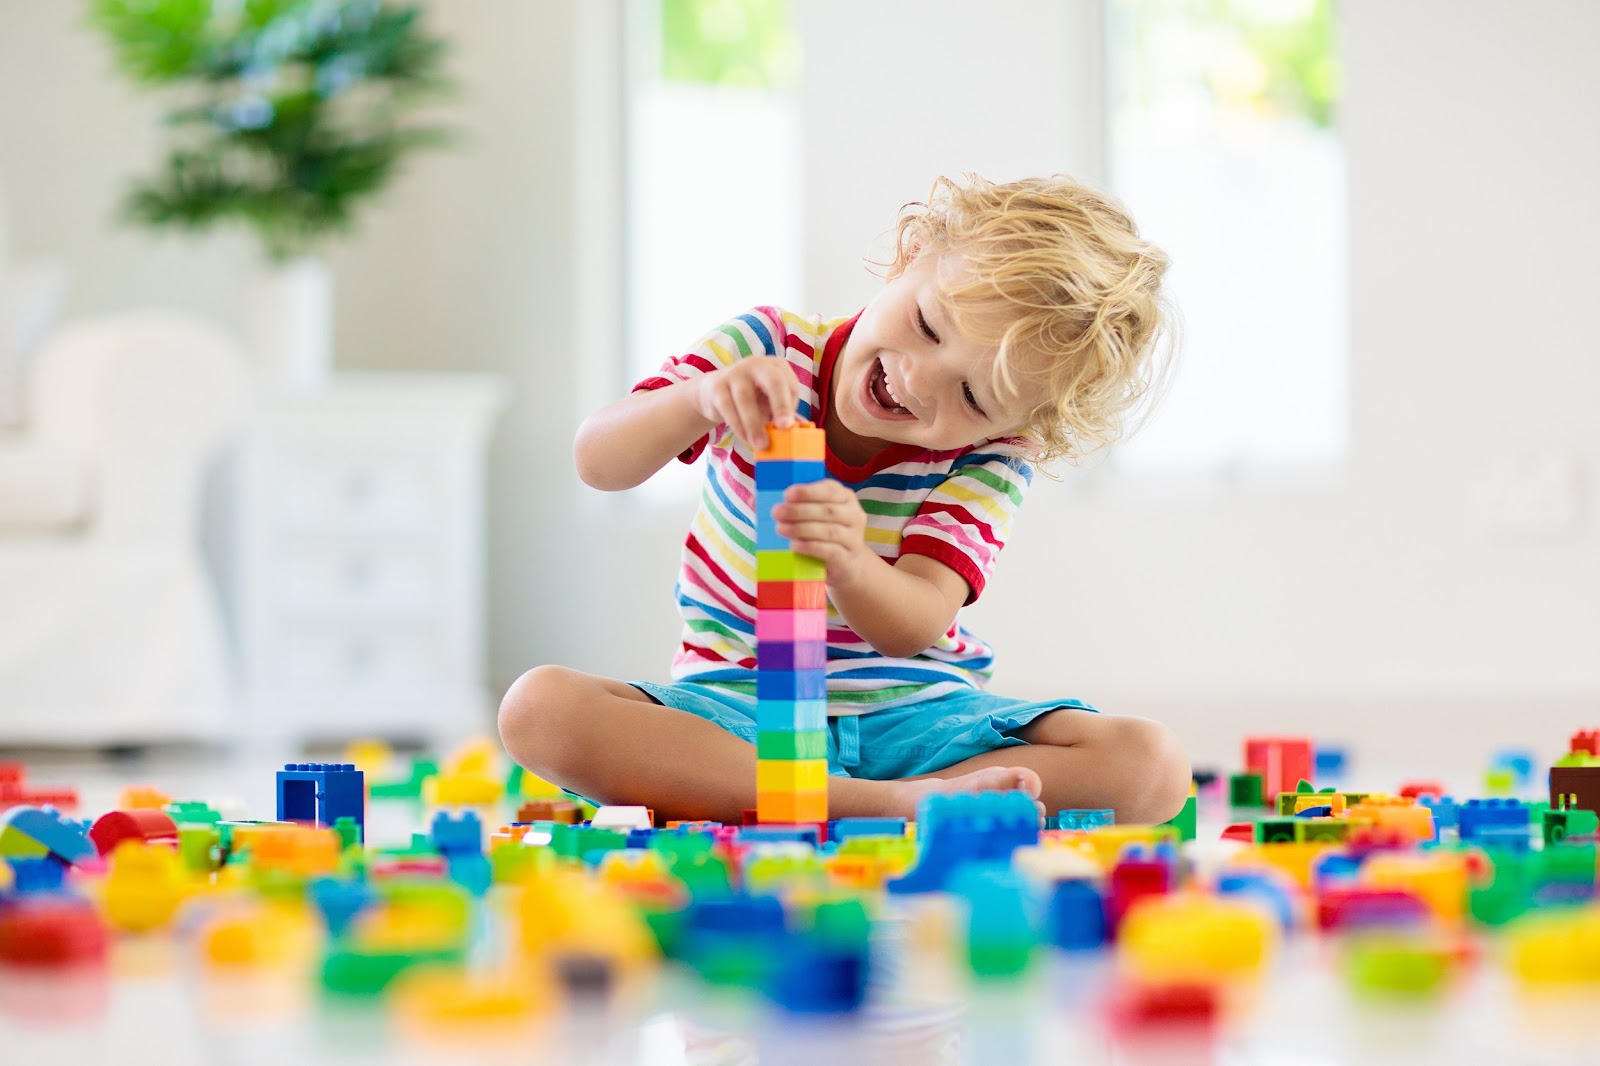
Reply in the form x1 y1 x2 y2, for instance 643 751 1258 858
250 257 333 388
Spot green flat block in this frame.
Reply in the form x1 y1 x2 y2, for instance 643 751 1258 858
1299 819 1351 843
756 550 825 582
1160 795 1197 841
1255 817 1301 844
1345 935 1450 998
757 729 828 760
1229 773 1264 808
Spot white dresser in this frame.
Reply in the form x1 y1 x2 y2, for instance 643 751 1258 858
231 372 506 747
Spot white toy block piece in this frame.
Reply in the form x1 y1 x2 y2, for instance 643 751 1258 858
590 805 653 832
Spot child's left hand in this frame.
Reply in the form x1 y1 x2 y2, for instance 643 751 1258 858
773 481 874 588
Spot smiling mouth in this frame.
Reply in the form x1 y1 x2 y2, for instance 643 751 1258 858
867 358 914 418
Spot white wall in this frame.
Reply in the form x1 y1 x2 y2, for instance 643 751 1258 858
3 1 1596 770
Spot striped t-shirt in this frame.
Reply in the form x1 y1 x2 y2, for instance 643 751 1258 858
632 307 1034 713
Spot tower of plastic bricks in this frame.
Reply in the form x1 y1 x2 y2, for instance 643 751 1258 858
754 420 829 826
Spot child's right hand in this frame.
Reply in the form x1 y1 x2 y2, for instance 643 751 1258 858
690 357 804 451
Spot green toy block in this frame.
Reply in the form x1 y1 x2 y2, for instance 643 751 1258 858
165 801 221 825
177 824 220 872
1344 935 1451 998
369 758 438 800
1255 817 1301 844
1229 773 1265 808
809 898 871 953
755 550 825 582
757 729 828 760
1159 795 1197 841
333 816 360 852
671 852 733 898
1544 807 1600 845
1299 820 1351 843
491 842 555 884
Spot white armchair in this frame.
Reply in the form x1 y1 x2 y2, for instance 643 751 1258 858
0 311 249 745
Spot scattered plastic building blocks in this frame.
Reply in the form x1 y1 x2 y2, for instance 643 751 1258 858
0 805 96 865
277 763 366 841
89 808 179 856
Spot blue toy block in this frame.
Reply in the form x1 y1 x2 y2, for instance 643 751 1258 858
1311 852 1364 890
755 459 827 491
1457 798 1530 845
755 669 826 702
1474 824 1532 853
1045 878 1106 950
1216 871 1296 931
830 817 907 840
755 699 827 732
0 806 95 865
276 763 365 841
430 811 482 856
1489 748 1537 787
952 862 1036 975
1314 746 1348 780
446 852 492 896
1294 805 1335 818
738 825 821 846
755 489 790 550
755 640 827 672
766 945 867 1013
309 878 376 937
686 894 788 940
888 791 1040 895
8 855 67 894
1055 808 1114 831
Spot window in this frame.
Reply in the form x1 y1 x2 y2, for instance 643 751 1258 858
624 0 803 459
1107 0 1345 475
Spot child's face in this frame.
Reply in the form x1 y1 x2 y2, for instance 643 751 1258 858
834 252 1034 453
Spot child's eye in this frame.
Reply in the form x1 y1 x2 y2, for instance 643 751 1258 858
916 307 941 344
963 383 986 417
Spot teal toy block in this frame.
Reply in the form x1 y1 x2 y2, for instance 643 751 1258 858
1055 808 1114 831
756 699 827 732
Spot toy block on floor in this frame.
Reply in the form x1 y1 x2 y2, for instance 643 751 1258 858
1549 765 1600 814
0 806 95 865
277 763 366 841
888 791 1039 894
1244 737 1314 800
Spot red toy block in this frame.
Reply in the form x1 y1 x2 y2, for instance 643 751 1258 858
1571 730 1600 757
1107 858 1172 930
0 899 109 968
1104 980 1218 1033
1244 737 1315 799
1399 781 1446 800
756 580 827 610
1316 887 1431 932
88 809 179 856
1220 822 1254 843
742 808 760 826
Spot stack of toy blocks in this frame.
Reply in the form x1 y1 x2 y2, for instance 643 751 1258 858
753 421 829 826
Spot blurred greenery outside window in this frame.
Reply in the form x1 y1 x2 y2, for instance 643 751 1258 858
626 0 803 500
1108 0 1346 475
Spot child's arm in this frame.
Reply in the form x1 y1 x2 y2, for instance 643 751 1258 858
575 358 803 491
774 481 966 659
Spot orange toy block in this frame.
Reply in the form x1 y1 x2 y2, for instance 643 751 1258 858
754 420 825 462
1346 796 1435 844
757 790 828 825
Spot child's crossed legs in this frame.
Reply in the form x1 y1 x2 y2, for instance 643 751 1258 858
498 666 1191 826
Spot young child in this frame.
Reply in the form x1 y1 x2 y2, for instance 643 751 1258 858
500 174 1191 826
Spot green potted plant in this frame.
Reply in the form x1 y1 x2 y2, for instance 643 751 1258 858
89 0 454 385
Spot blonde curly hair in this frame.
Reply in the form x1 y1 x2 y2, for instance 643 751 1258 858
880 174 1175 464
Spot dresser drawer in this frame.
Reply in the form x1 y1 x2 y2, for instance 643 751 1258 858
267 448 440 536
273 543 438 616
272 623 449 689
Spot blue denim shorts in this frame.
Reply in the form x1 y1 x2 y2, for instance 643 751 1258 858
630 680 1098 781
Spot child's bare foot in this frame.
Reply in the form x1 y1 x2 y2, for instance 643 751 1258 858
888 766 1046 823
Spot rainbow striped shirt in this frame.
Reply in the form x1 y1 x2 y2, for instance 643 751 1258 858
633 307 1034 713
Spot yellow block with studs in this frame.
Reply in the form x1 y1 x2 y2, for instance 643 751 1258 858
756 759 829 793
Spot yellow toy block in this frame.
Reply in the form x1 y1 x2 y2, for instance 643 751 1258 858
1238 840 1342 888
756 758 829 792
757 789 828 825
1505 907 1600 985
518 867 657 968
426 772 503 807
1362 851 1469 923
1295 792 1347 815
201 901 319 969
344 738 394 775
1118 893 1278 984
1079 825 1180 869
392 967 547 1034
445 736 500 776
103 840 191 933
754 420 826 462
